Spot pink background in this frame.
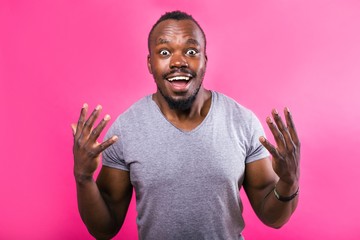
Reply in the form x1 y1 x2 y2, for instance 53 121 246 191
1 0 360 239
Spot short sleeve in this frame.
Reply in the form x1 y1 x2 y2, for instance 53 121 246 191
245 112 270 164
102 122 130 171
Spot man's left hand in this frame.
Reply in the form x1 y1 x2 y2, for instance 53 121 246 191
260 108 300 186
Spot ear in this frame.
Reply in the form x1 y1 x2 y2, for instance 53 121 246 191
147 54 153 74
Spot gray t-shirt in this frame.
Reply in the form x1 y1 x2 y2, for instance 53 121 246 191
103 91 269 240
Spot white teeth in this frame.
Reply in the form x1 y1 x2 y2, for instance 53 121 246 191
167 76 190 82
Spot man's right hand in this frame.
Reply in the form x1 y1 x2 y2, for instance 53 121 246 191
71 103 118 183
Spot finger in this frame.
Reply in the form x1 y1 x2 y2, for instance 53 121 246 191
75 103 88 138
284 107 300 146
82 105 102 137
71 123 77 136
272 109 294 151
266 114 286 152
259 136 281 160
88 114 111 142
95 135 119 154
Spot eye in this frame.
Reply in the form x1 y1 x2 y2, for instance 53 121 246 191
159 49 170 56
186 49 198 56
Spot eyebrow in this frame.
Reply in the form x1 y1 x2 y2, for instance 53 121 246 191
155 38 200 46
156 38 171 45
186 38 200 46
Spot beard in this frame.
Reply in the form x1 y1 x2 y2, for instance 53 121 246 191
158 83 202 111
156 65 206 111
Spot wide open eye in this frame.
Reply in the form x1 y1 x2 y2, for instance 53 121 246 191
159 49 170 56
186 49 198 56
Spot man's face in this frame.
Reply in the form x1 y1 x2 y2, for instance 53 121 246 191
148 19 207 110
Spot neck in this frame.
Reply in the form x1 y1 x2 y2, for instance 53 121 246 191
152 88 212 130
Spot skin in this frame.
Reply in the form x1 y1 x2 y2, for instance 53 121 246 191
72 19 300 238
244 108 300 228
72 105 133 239
147 19 211 130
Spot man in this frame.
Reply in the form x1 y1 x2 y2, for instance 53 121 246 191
72 11 300 240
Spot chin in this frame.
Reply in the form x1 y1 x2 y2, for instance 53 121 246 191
159 86 201 111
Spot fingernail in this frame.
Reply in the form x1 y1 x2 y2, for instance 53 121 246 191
83 103 88 108
104 114 111 121
95 105 102 110
285 107 291 113
259 136 266 142
273 109 278 115
112 135 118 141
266 116 272 123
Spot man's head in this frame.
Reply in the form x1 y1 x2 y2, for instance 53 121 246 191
147 11 208 111
148 11 207 54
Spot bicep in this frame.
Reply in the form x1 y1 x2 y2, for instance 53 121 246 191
96 166 133 229
243 157 278 215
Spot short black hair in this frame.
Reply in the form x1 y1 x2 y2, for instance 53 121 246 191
148 11 207 53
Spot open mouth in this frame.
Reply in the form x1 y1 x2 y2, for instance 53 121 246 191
165 75 192 91
166 76 191 82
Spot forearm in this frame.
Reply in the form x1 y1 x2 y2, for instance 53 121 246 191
72 104 129 239
259 180 299 228
76 177 118 239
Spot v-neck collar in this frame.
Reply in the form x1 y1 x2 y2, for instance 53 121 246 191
148 91 215 134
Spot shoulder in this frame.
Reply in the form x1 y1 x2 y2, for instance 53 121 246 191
211 91 265 136
120 95 152 118
105 95 153 135
113 95 152 124
212 91 255 121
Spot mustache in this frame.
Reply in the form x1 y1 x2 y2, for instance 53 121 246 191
162 68 196 79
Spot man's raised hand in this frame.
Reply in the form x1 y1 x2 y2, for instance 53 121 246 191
259 108 300 186
71 104 118 183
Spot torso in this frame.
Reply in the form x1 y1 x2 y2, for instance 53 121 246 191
102 91 269 240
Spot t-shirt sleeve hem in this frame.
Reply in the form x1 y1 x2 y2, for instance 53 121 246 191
245 152 271 164
102 162 130 171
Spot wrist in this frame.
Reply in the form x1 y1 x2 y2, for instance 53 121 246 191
74 172 94 185
274 180 299 202
276 179 298 194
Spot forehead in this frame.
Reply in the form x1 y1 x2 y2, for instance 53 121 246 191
150 19 205 47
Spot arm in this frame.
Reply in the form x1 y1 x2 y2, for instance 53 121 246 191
243 108 300 228
76 167 133 239
72 104 133 239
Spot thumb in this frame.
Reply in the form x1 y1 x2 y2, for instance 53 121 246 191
71 123 77 136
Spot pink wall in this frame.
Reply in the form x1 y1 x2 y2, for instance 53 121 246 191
1 0 360 239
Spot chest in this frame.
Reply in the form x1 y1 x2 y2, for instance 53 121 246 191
122 124 248 192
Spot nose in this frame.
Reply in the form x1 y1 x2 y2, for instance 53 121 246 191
170 53 188 69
